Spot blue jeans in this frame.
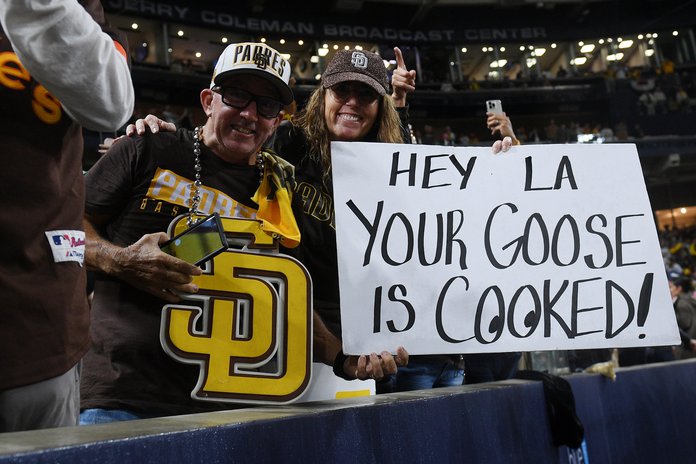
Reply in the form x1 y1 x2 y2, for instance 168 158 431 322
80 408 153 425
379 357 464 393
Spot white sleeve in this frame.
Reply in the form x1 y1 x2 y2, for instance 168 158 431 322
0 0 135 131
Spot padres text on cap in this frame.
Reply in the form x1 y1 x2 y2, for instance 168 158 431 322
212 42 293 105
321 49 390 96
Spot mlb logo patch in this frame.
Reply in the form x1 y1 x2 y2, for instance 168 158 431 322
45 230 85 265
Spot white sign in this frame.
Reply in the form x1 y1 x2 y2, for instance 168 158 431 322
331 142 680 355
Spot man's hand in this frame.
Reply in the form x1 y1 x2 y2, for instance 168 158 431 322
125 114 177 137
390 47 416 108
86 213 203 304
344 346 409 381
110 232 202 302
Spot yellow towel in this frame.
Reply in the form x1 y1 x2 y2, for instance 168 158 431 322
252 151 301 248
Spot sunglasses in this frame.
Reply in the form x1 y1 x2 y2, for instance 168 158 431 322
212 86 283 119
329 83 380 105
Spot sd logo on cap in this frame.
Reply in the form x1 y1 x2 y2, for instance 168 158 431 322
212 42 293 105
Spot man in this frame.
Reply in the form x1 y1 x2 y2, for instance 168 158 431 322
0 0 134 432
669 273 696 359
81 42 400 423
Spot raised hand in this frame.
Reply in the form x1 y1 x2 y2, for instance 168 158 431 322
391 47 417 107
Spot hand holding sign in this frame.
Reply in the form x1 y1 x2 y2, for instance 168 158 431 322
390 47 416 107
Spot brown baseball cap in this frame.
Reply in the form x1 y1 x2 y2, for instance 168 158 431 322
322 49 390 96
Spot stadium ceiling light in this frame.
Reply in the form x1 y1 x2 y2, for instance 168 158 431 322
310 55 319 63
673 31 679 36
298 39 304 45
195 52 201 58
177 30 184 37
131 23 138 30
260 37 266 43
580 44 595 53
534 48 546 56
280 39 286 44
551 43 557 48
618 40 633 49
318 48 329 56
281 53 291 60
221 37 228 44
645 49 655 57
461 47 467 53
315 73 322 80
572 57 587 65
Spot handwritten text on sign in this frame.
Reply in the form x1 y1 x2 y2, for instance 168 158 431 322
331 142 679 355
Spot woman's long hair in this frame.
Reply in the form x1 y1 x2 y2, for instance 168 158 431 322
294 86 404 179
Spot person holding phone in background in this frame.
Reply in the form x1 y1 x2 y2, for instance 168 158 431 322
487 99 520 153
460 99 522 385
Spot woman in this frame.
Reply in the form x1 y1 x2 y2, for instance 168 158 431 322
271 48 411 383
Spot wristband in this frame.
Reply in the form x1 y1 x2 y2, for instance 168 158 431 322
332 350 354 381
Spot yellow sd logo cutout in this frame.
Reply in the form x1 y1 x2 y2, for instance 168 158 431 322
160 215 312 404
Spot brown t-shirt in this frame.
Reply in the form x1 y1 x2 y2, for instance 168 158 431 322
82 129 263 415
0 0 129 390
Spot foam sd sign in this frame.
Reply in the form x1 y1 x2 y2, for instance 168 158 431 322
160 215 312 404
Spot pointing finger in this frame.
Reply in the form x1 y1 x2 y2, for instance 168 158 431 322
394 47 406 70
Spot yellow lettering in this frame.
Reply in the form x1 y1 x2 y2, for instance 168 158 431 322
171 206 179 216
214 195 233 217
154 201 163 213
198 186 214 214
140 198 148 210
147 168 256 219
32 85 61 124
170 182 190 206
0 51 29 90
149 169 178 197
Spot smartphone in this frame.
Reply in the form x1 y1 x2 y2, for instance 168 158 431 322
160 213 228 266
486 99 503 114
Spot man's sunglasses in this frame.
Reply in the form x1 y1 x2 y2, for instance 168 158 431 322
212 86 283 119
